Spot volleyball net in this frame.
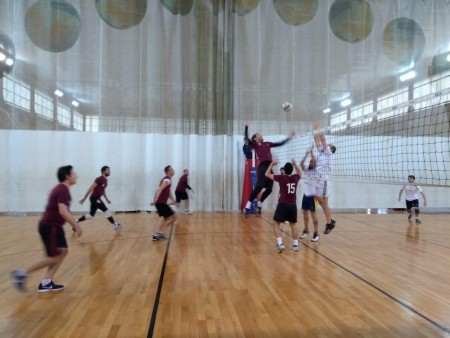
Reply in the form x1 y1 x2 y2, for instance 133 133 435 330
273 89 450 186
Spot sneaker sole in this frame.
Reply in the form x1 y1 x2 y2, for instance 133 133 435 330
38 288 64 293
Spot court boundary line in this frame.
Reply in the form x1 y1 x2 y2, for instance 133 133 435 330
258 215 450 334
147 224 174 338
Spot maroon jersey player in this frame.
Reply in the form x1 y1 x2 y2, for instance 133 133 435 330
11 165 82 293
243 125 295 217
150 165 178 240
175 169 194 215
265 160 301 253
77 166 121 231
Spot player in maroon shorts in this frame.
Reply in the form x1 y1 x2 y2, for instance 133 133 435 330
10 165 82 293
265 160 301 253
243 125 295 217
77 166 121 231
175 169 194 215
151 165 178 240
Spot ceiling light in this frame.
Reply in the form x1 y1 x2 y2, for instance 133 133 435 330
71 100 79 107
5 58 13 66
323 108 331 114
0 53 5 62
447 54 450 62
340 99 352 108
55 89 63 97
399 70 416 82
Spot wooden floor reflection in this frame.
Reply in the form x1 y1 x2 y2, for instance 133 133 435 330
1 211 450 337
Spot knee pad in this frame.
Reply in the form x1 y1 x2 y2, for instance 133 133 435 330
105 210 112 218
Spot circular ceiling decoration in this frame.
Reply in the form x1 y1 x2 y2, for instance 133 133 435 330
161 0 193 16
273 0 318 26
24 0 81 52
329 0 374 44
233 0 260 16
96 0 147 29
382 17 425 65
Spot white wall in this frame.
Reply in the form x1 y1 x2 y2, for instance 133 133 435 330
0 130 448 213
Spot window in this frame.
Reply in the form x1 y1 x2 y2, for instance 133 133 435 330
377 89 408 120
73 111 83 131
3 76 31 111
330 110 347 132
350 102 373 127
35 91 54 120
57 104 71 127
85 116 99 132
414 72 450 110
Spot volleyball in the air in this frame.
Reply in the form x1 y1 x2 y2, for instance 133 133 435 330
282 101 293 112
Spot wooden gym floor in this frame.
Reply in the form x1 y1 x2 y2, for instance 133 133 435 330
1 211 450 338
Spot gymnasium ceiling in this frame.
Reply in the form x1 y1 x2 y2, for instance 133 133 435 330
1 0 450 124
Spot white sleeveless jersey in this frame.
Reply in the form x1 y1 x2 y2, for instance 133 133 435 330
302 169 316 197
403 183 422 201
315 145 333 179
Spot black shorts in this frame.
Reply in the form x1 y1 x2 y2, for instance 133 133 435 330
38 223 68 257
273 202 297 224
89 196 108 216
301 195 316 212
155 203 175 219
406 199 419 210
175 191 189 203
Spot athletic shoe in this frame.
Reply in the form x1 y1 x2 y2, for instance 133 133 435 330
292 244 299 251
152 232 166 241
276 243 285 253
243 208 250 218
331 219 336 225
185 210 193 215
311 232 320 242
38 281 64 293
299 231 309 239
10 270 26 292
256 206 262 215
408 214 413 220
324 222 335 234
114 223 122 231
415 218 422 224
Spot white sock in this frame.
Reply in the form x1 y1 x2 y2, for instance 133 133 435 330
276 237 283 245
257 201 262 207
293 240 299 246
245 201 252 209
42 279 52 286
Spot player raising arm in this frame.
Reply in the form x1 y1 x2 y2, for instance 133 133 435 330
243 125 295 217
313 123 336 234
